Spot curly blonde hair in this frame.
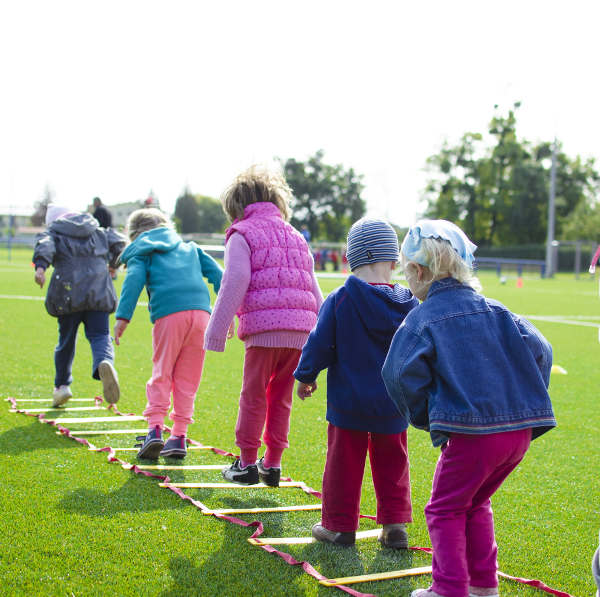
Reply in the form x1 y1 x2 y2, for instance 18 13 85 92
126 208 170 241
221 165 293 222
401 237 481 292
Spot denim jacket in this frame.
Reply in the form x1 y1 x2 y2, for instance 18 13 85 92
381 277 556 447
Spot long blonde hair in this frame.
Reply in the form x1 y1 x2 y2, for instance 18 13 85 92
221 165 293 222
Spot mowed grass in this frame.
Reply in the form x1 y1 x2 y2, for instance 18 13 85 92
0 246 598 596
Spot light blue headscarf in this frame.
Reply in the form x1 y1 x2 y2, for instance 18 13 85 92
401 219 477 267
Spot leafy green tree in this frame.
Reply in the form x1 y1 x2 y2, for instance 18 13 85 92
173 189 226 234
422 104 600 246
281 150 366 241
196 195 227 233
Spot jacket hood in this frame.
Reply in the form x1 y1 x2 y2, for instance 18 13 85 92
49 213 99 238
119 227 182 264
344 275 417 341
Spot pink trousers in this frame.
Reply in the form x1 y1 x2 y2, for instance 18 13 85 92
321 424 413 532
235 346 301 468
426 429 531 597
144 310 209 437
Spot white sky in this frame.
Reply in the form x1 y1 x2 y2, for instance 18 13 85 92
1 0 598 226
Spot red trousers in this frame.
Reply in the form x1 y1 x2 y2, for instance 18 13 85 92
321 424 413 532
235 346 301 467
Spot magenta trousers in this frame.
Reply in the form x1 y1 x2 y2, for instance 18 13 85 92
426 429 531 597
321 424 413 532
144 310 209 437
235 346 301 468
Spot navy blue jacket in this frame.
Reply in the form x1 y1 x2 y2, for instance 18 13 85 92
294 276 419 433
382 277 556 447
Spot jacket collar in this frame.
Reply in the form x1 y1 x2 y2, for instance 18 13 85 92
426 277 473 299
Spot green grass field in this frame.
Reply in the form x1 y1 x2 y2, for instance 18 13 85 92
0 246 598 596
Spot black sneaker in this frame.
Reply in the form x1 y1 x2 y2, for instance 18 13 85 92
160 435 187 459
222 458 259 485
135 426 164 459
257 457 280 487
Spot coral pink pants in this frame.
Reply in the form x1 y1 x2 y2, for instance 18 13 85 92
321 424 413 532
426 429 531 597
144 310 209 437
235 346 301 468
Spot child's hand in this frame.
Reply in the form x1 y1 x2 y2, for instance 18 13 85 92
34 267 46 288
227 320 235 339
297 381 317 400
113 320 128 345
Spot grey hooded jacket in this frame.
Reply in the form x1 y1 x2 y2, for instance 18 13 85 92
33 213 126 317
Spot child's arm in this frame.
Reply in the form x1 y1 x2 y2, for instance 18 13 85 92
106 228 127 269
32 231 55 288
204 233 250 352
196 246 224 293
113 256 147 342
513 315 553 387
293 294 337 395
381 325 434 430
309 268 324 311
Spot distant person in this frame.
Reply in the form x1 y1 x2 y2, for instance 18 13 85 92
295 219 418 548
33 204 126 407
114 208 223 459
92 197 113 229
204 165 323 486
382 219 556 597
300 225 311 244
330 249 339 271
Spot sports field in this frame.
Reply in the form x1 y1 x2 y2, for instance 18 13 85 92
0 247 597 596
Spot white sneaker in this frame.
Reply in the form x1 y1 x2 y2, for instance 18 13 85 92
52 385 73 407
98 360 120 404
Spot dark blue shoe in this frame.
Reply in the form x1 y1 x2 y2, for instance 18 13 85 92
135 426 164 459
160 435 187 459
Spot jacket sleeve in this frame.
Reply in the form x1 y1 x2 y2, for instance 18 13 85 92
32 231 55 269
114 256 147 321
197 247 224 294
106 228 127 268
381 324 434 431
294 293 337 383
513 314 553 387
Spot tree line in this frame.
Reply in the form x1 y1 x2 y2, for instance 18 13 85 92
30 104 600 245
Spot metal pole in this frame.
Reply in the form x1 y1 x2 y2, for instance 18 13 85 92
544 139 557 277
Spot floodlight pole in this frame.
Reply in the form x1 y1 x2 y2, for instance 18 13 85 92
544 139 557 277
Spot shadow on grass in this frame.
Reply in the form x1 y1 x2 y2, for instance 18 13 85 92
57 477 187 517
0 421 79 454
159 521 307 597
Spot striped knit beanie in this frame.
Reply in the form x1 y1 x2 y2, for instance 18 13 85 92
346 218 399 271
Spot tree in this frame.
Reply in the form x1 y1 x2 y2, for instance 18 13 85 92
196 195 227 233
422 104 600 246
173 189 226 234
31 185 54 226
174 189 201 233
281 150 366 242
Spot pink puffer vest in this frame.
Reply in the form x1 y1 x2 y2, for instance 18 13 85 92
225 202 318 339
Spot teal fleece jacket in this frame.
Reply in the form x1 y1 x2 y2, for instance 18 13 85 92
115 227 223 323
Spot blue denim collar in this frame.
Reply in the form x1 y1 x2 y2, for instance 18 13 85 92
426 277 472 299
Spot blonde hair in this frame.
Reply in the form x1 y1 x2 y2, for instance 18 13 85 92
126 208 170 241
401 237 481 292
221 165 292 222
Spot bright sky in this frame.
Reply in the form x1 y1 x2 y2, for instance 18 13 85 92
1 0 598 226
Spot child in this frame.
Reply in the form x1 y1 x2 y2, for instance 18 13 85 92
294 218 419 548
113 208 223 459
204 165 323 486
33 204 126 407
381 219 556 597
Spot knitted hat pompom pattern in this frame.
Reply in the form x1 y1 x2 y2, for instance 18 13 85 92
346 218 399 271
